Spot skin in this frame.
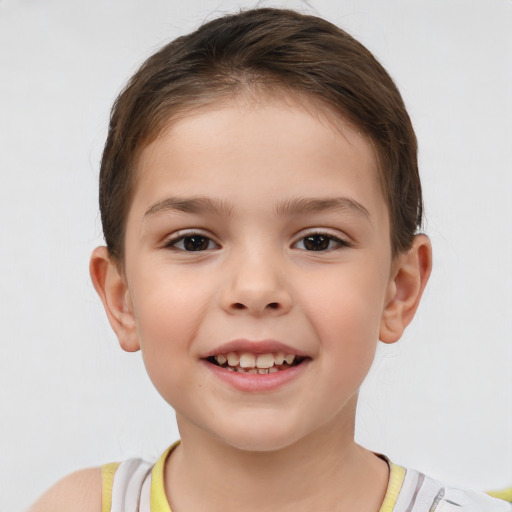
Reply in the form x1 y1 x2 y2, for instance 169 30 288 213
31 96 431 511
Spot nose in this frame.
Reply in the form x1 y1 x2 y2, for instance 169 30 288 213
220 249 293 316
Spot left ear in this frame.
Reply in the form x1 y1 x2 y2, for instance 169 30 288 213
379 234 432 344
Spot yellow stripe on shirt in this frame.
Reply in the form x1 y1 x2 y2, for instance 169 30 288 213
487 487 512 503
151 442 180 512
101 462 120 512
379 462 406 512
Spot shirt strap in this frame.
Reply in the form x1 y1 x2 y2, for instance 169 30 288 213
150 441 180 512
378 456 407 512
101 462 121 512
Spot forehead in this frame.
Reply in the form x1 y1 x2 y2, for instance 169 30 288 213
130 95 387 223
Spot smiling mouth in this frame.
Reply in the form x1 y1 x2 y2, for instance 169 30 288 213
206 352 306 374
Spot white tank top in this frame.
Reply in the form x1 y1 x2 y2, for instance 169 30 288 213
101 444 511 512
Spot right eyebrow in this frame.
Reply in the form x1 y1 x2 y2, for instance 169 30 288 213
275 197 370 219
144 196 234 218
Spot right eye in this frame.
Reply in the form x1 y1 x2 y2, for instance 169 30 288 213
166 234 217 251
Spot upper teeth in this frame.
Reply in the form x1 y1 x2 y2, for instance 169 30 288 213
215 352 296 369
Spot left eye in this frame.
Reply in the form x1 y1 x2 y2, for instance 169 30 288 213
294 234 347 251
168 235 217 251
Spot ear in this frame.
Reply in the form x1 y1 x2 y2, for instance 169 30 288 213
89 246 140 352
379 234 432 344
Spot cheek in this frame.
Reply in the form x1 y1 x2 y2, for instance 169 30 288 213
317 302 380 376
305 264 386 330
129 264 214 356
302 266 387 371
130 271 212 404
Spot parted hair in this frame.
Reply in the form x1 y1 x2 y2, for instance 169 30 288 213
99 7 422 261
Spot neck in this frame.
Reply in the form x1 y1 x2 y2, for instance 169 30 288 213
166 400 389 512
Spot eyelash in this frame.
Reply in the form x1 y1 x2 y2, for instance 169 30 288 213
164 231 350 252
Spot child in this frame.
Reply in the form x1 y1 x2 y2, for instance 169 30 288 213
30 7 511 512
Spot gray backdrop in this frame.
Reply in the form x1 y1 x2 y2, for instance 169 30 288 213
0 1 511 510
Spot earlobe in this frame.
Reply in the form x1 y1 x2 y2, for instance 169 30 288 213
89 246 140 352
379 234 432 344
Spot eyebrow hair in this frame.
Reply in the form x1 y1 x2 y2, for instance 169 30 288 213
145 196 234 217
275 197 370 218
144 195 370 220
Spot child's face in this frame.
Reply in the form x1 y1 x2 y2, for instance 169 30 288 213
117 97 399 451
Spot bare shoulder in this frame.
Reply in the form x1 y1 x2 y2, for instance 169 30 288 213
29 467 102 512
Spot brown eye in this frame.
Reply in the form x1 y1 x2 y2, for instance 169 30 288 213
168 234 217 251
303 234 330 251
294 233 348 251
182 235 210 251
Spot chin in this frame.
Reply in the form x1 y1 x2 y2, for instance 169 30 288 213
213 419 309 453
226 437 293 453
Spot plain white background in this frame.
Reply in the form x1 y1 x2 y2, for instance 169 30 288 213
0 0 511 510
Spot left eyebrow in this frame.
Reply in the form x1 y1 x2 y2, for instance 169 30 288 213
275 197 370 219
144 196 234 218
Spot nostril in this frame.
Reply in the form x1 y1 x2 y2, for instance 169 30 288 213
227 301 286 313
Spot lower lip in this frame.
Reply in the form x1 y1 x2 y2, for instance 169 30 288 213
202 360 310 392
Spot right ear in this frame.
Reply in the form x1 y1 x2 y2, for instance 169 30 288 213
89 246 140 352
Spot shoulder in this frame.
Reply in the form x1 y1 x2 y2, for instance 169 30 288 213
417 473 510 511
387 461 511 512
437 483 512 512
29 467 102 512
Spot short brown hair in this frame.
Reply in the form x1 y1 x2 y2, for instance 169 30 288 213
99 7 422 261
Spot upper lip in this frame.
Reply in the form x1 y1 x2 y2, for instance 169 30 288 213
201 339 309 359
